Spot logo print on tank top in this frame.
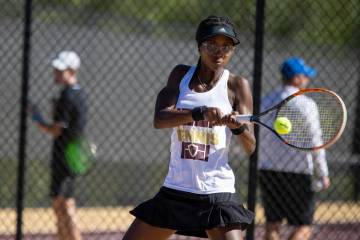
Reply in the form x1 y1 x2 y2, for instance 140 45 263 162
181 142 210 161
177 121 217 162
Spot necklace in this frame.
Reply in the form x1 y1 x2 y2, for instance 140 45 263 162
197 74 208 90
197 70 224 91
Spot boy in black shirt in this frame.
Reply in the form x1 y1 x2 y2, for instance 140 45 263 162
29 51 86 240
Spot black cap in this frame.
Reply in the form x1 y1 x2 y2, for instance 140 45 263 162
196 16 240 45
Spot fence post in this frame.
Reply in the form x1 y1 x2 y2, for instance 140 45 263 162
16 0 33 239
246 0 266 239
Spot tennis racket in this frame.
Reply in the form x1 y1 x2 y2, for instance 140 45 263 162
236 88 347 151
64 137 97 176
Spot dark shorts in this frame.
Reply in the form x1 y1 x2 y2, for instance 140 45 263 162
50 160 75 198
258 170 315 226
130 187 254 238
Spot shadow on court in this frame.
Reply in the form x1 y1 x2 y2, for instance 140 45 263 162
0 232 204 240
255 224 360 240
1 224 359 240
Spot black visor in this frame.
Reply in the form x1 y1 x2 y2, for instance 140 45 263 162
196 24 240 45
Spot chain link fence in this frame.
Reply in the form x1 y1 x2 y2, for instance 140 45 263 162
257 1 359 239
0 0 359 239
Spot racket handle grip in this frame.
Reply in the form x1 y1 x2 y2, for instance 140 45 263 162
235 114 253 123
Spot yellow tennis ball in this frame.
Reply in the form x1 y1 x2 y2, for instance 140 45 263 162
274 117 292 135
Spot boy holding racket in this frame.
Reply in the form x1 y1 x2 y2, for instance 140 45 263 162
258 57 330 240
28 51 87 240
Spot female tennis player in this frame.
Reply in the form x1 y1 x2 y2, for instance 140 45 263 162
123 15 256 240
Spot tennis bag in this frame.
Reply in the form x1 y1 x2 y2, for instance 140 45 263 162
64 137 97 176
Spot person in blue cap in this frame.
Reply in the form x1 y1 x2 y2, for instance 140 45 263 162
280 57 317 87
258 57 331 240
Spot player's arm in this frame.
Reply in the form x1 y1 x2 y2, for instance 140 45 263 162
309 104 330 189
28 97 68 138
154 65 223 129
222 75 256 155
154 65 192 129
312 149 330 190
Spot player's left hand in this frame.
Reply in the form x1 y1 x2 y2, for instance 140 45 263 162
322 176 331 190
220 111 242 129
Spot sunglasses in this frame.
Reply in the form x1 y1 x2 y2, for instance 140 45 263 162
201 42 235 55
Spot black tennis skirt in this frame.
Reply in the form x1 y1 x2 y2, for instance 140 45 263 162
130 187 254 238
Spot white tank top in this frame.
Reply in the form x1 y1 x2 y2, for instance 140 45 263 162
163 66 235 194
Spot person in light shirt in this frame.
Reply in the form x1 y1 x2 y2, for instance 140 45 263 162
258 57 330 240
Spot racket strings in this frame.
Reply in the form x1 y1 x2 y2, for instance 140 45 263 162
276 92 345 149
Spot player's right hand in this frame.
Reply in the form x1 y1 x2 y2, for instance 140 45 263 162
27 99 46 125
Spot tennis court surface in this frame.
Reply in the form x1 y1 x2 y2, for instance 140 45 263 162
0 224 359 240
1 202 359 239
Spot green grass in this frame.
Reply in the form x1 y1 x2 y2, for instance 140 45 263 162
0 157 356 208
3 0 358 47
